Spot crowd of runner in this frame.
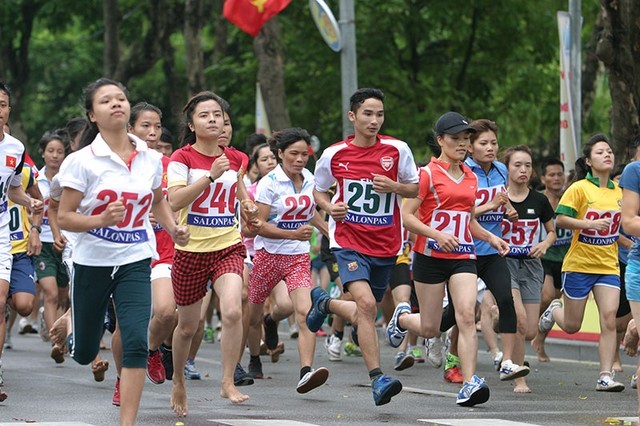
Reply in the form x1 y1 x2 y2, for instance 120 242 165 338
0 79 639 425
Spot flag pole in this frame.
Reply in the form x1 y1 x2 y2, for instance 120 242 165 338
340 0 357 138
569 0 581 153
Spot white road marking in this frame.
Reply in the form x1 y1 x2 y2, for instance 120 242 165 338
419 419 544 426
208 421 318 426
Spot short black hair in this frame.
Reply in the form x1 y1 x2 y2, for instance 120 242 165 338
0 82 11 104
349 88 384 113
541 158 564 175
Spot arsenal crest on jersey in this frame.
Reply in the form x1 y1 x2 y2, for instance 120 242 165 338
380 156 394 171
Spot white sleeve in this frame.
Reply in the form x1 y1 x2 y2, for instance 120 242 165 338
57 153 87 193
255 176 275 206
167 161 189 188
314 152 335 193
397 143 419 184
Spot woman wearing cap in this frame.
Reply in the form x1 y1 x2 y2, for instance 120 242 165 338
387 111 510 407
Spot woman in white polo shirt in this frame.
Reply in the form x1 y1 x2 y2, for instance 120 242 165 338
56 78 188 426
246 128 329 394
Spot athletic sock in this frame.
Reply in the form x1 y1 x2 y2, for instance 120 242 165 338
300 366 312 379
369 368 383 382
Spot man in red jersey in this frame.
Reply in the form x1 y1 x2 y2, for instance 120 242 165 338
306 88 419 406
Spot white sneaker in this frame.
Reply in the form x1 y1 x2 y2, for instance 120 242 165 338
539 299 562 334
492 351 503 371
296 367 329 393
499 359 530 381
289 323 299 339
324 335 343 362
39 307 49 342
425 336 444 368
18 317 33 335
596 374 624 392
3 335 11 350
631 375 637 389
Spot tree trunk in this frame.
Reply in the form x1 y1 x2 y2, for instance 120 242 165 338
581 8 604 125
597 0 640 161
212 0 228 68
0 1 44 145
184 0 206 94
103 0 120 78
253 18 291 132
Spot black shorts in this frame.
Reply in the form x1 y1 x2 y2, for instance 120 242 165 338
412 252 476 284
325 259 340 283
618 262 631 318
389 263 411 290
542 259 563 290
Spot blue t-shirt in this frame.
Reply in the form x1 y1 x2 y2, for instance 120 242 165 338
465 157 508 256
618 161 640 261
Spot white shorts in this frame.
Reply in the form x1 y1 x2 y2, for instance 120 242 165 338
442 278 487 308
0 238 12 282
151 263 172 281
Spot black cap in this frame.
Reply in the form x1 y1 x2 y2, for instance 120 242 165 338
435 112 476 135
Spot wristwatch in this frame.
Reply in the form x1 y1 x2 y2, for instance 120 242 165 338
205 172 215 183
30 225 42 233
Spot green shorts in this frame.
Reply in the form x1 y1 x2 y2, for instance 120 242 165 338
34 242 69 287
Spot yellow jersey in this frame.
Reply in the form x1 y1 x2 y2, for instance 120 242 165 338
555 174 622 275
9 166 35 255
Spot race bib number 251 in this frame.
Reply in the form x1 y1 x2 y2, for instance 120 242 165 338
343 179 395 227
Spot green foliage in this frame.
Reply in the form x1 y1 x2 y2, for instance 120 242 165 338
0 0 614 167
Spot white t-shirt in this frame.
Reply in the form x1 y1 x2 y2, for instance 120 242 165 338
36 167 55 243
49 174 78 263
0 133 25 233
254 165 315 255
57 133 161 266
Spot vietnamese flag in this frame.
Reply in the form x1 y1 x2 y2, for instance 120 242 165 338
223 0 291 37
5 156 16 168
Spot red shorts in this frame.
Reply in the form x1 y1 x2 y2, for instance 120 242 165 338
172 243 246 306
248 249 312 304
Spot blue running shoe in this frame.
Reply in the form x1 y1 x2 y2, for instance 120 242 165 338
184 359 201 380
306 287 330 333
372 374 402 406
385 302 411 348
456 375 490 407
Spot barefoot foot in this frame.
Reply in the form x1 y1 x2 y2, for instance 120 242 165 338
220 382 249 403
531 335 550 362
92 359 109 382
170 382 188 417
50 310 71 348
514 377 532 393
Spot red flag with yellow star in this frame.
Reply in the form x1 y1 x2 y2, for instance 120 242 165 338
223 0 291 37
5 156 16 168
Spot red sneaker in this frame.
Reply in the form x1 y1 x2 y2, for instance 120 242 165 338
444 365 463 384
112 378 120 407
146 350 166 384
316 329 327 337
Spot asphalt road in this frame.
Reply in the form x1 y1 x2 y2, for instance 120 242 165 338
0 325 638 426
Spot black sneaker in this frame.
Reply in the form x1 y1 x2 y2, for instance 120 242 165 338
159 344 173 381
263 314 279 350
234 363 254 386
248 357 264 379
